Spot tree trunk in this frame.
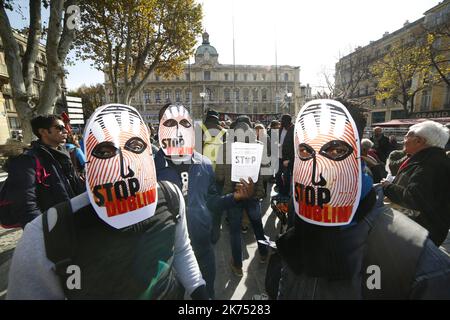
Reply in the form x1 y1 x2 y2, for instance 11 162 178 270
37 63 63 115
16 100 36 143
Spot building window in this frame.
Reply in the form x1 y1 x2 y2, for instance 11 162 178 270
144 91 151 104
155 90 161 103
420 89 431 111
204 71 211 81
165 90 171 102
206 88 212 101
34 66 40 80
262 74 266 81
8 117 20 129
155 75 160 81
185 73 190 81
372 98 376 106
253 74 257 81
262 88 267 102
372 111 386 124
185 90 191 102
243 88 249 102
284 73 289 82
224 89 230 102
175 89 181 102
234 89 240 102
253 89 258 102
224 73 229 81
234 73 238 81
244 74 248 81
391 110 406 120
4 98 12 111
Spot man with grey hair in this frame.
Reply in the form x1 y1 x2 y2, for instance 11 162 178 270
381 120 450 246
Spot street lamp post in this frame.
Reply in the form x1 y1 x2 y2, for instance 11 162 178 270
200 92 206 120
286 92 292 114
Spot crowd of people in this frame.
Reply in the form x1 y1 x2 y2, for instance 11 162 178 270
2 98 450 300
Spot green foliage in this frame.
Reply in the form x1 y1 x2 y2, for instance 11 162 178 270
371 41 441 114
74 0 203 103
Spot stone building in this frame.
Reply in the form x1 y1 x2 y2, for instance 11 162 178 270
105 32 301 124
335 0 450 126
0 31 48 144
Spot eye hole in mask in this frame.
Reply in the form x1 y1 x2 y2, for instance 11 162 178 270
124 137 147 154
319 140 354 161
179 119 192 128
297 143 315 161
163 119 178 127
92 141 119 159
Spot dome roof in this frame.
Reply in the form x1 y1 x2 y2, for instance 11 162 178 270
195 32 218 56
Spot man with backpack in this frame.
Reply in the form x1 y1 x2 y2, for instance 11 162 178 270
0 115 85 228
7 104 208 299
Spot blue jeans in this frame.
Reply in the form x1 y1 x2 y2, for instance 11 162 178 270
190 240 216 299
227 199 268 268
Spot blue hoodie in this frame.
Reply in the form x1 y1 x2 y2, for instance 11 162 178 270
65 143 86 168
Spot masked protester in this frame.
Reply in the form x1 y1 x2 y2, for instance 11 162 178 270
154 104 255 299
7 104 208 300
275 99 450 299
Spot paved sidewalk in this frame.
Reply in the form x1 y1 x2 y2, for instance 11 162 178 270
214 187 279 300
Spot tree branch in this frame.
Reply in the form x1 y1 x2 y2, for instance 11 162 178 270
22 0 41 96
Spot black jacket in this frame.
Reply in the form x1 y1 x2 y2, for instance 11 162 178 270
7 141 85 227
370 134 391 163
383 147 450 246
277 186 450 299
281 125 295 163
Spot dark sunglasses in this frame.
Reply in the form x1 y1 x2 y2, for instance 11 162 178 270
51 124 67 131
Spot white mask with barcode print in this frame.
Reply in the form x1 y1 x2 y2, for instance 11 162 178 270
292 99 361 226
84 104 157 229
158 105 194 160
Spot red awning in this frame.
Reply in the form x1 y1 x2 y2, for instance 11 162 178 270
373 117 450 127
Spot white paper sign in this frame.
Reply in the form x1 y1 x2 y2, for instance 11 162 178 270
231 142 264 183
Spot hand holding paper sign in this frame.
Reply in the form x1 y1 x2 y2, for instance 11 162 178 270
233 177 255 201
231 142 264 183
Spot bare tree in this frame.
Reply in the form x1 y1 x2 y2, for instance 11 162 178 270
334 47 372 101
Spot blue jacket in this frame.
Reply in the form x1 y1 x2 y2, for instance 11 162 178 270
65 143 86 168
154 149 236 249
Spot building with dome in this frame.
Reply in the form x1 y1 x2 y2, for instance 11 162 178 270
104 32 301 124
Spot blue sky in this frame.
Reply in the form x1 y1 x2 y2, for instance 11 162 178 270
6 0 442 92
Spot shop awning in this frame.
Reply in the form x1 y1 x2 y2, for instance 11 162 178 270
373 117 450 127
